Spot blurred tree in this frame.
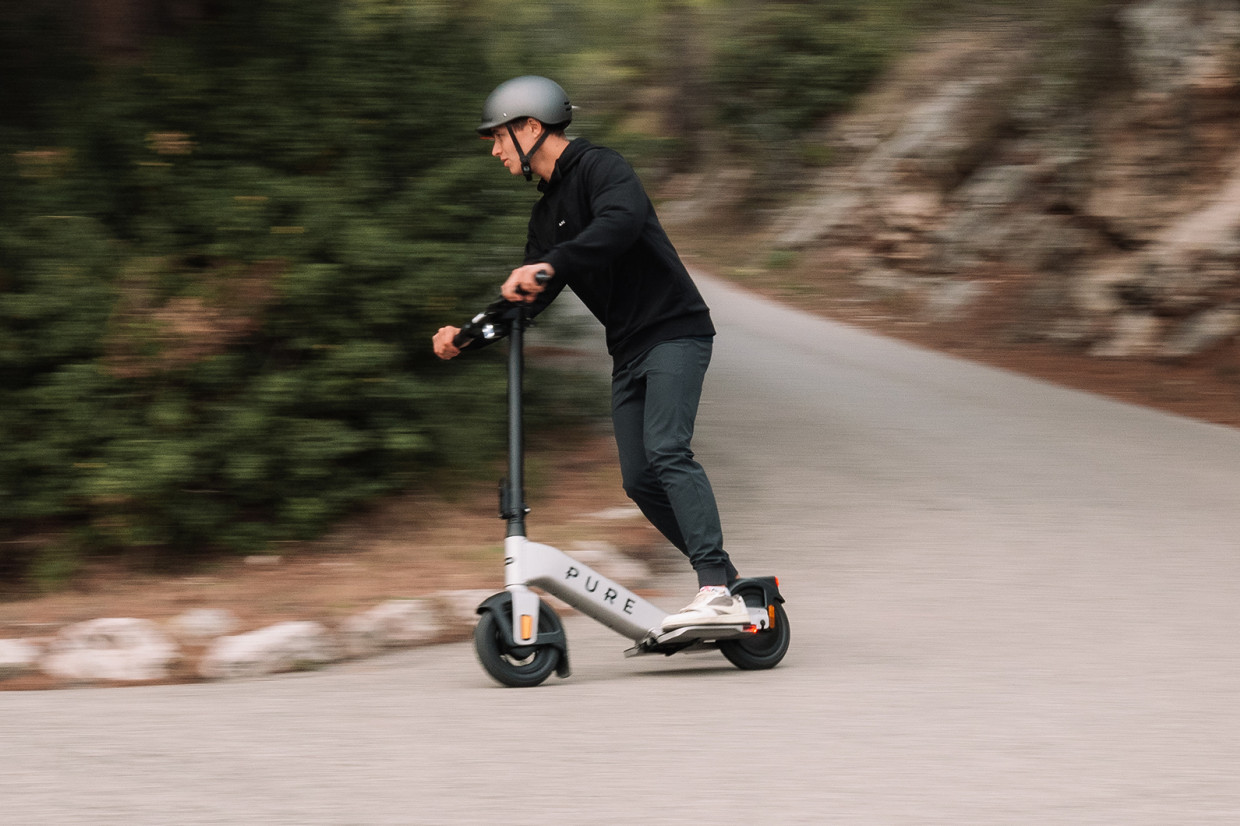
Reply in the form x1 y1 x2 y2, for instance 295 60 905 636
712 1 888 137
658 0 710 169
0 0 91 131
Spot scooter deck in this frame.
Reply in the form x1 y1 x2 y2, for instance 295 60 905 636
623 622 759 658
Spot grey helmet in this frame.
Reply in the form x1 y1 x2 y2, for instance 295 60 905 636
477 75 573 135
478 76 573 181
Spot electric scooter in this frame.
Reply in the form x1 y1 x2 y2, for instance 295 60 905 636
452 282 790 687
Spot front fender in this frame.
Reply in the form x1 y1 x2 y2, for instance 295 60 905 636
475 591 570 678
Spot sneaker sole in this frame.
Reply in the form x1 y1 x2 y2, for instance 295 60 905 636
660 614 750 631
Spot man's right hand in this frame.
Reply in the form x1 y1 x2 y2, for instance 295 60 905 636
502 263 553 303
432 326 463 360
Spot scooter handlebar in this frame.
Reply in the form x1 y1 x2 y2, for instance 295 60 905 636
450 271 551 349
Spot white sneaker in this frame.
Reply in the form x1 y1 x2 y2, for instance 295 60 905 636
661 589 749 630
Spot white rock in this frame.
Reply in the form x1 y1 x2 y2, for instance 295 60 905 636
881 190 943 232
199 621 339 680
167 608 240 641
857 267 916 297
1074 262 1132 317
1091 313 1163 358
1163 306 1240 357
41 618 179 682
0 639 41 679
432 589 501 631
924 279 986 323
586 506 644 521
339 599 443 658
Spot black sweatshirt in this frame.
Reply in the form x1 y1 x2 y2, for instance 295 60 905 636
524 138 715 371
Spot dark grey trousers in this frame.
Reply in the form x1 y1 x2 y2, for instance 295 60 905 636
611 337 737 587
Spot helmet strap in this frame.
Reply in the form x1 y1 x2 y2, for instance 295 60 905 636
507 121 551 182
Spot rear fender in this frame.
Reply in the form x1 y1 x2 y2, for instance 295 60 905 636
730 576 785 607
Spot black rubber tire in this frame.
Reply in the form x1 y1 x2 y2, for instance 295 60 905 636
719 594 790 671
473 603 562 688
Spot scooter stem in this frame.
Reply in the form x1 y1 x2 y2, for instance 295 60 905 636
505 305 528 538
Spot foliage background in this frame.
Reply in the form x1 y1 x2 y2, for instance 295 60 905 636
0 0 1112 587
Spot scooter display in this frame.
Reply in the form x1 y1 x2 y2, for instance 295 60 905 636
451 284 790 687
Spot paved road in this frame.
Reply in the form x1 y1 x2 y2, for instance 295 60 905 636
6 275 1240 824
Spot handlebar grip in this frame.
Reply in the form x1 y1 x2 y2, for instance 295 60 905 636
515 269 552 296
452 309 490 350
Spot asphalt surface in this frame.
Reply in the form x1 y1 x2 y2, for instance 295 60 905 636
6 274 1240 824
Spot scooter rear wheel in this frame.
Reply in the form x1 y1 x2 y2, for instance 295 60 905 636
474 603 562 687
719 594 790 670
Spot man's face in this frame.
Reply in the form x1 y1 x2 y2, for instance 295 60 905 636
486 119 538 175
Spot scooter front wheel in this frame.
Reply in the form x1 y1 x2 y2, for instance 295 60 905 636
473 603 563 688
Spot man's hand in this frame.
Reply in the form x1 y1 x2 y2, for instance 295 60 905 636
432 326 463 360
501 263 554 303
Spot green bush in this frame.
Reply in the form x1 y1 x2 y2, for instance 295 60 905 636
0 1 603 582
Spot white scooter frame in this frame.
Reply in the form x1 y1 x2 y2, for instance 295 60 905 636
501 534 777 653
455 286 789 687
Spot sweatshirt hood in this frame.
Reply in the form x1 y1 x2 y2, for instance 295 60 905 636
537 138 593 193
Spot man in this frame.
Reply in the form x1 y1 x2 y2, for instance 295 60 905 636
432 75 745 630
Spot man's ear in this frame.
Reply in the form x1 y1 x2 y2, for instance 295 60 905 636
523 117 544 138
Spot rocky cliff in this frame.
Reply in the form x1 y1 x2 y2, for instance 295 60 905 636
690 1 1240 375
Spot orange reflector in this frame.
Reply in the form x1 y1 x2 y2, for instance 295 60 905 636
774 577 780 589
520 614 533 641
768 604 776 627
